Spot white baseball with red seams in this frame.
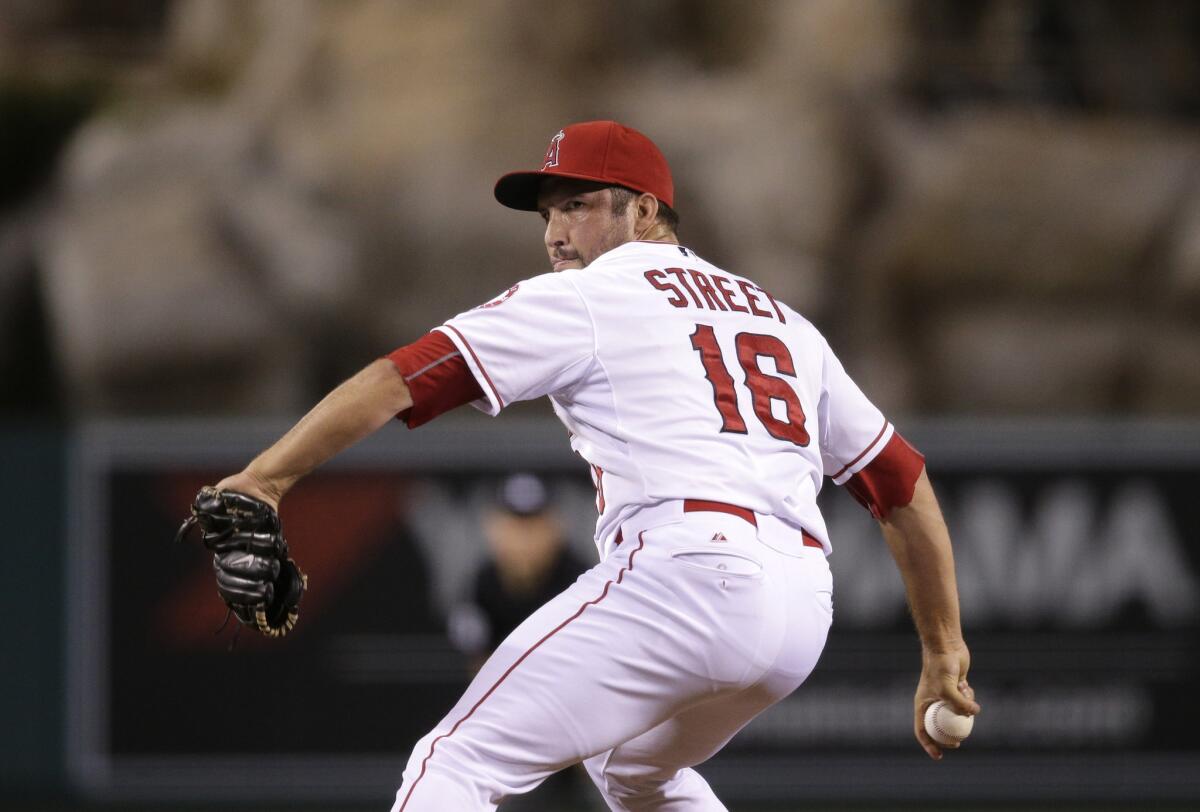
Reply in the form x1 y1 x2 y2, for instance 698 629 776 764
924 700 975 746
391 241 899 811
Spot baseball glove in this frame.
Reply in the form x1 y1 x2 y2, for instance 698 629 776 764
176 486 307 638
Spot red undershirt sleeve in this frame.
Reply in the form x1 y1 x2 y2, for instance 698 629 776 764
842 432 926 520
385 331 485 429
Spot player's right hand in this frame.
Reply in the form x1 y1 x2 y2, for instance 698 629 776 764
913 643 980 760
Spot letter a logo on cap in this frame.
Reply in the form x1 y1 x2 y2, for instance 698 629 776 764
495 120 674 211
543 130 565 170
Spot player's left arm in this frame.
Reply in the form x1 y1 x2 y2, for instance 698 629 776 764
214 358 413 508
878 468 980 761
214 270 592 507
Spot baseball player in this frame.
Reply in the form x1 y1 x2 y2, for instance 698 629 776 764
210 120 979 811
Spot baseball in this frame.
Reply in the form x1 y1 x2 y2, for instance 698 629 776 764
924 700 974 746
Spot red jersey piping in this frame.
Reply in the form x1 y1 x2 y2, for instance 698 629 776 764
830 419 890 480
441 325 505 410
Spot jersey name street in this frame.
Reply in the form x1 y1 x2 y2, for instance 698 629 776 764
643 267 786 321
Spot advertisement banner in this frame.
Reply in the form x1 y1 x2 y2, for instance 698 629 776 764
67 420 1200 803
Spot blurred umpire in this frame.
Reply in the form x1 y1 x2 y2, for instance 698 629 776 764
447 473 595 811
449 473 589 667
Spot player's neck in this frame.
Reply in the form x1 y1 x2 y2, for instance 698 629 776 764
635 223 679 244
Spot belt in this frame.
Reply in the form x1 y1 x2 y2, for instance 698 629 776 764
683 499 758 526
614 499 822 549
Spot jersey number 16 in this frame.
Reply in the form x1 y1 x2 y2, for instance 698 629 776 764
689 324 810 447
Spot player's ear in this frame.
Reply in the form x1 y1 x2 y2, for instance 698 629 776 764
634 192 659 231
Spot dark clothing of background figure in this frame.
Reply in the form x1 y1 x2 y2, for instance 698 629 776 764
474 545 589 651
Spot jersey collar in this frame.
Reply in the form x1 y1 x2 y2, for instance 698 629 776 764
593 240 693 267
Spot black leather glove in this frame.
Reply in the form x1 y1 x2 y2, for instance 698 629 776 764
176 486 307 638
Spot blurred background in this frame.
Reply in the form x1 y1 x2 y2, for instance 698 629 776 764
2 0 1199 810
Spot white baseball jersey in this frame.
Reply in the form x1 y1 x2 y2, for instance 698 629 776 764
436 240 892 558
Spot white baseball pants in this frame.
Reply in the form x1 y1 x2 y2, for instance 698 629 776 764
391 503 833 811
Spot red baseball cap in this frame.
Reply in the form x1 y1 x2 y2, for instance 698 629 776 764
494 120 674 211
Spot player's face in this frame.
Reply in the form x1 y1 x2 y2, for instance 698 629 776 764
536 178 637 271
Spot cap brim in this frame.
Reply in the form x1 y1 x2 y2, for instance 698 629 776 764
494 169 628 211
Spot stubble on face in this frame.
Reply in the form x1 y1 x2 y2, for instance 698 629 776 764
537 180 636 271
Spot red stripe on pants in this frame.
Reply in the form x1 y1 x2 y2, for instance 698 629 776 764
398 532 649 810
